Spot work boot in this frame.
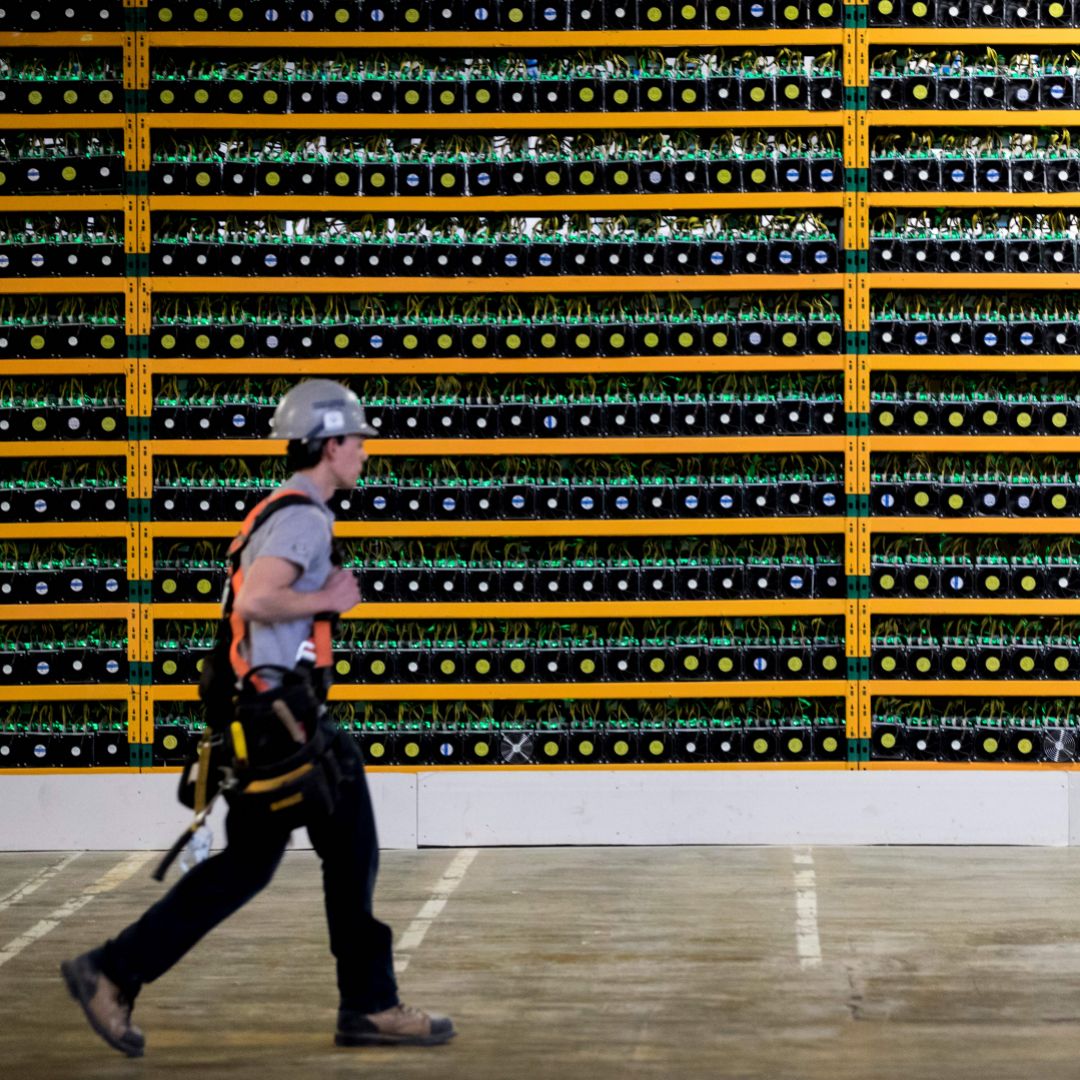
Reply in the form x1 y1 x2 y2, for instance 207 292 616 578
60 952 145 1058
335 1003 455 1047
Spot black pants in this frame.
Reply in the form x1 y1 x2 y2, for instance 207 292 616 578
94 735 399 1015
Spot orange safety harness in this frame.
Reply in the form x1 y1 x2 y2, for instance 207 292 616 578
224 488 335 695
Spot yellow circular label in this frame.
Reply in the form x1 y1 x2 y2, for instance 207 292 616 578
101 334 116 349
784 84 799 100
161 334 176 349
476 89 491 103
160 89 175 105
64 89 78 104
881 732 896 748
948 411 963 428
717 169 732 184
882 655 897 672
912 0 927 11
579 740 594 756
1051 1 1065 13
30 335 45 350
370 659 385 675
644 332 659 348
1017 412 1032 428
750 86 765 102
610 332 626 348
647 4 662 17
579 169 595 185
1021 575 1036 591
1056 656 1070 672
986 656 1001 672
713 331 728 347
196 578 212 594
229 6 243 19
782 332 798 348
614 90 629 105
0 171 5 186
437 333 453 349
162 578 177 594
509 5 524 18
678 332 693 347
473 741 489 757
403 334 418 349
544 741 559 757
335 7 349 21
575 333 590 348
545 170 560 186
192 88 209 105
751 169 767 186
1053 411 1068 428
983 737 999 754
194 7 208 20
1018 738 1033 754
581 659 596 674
334 333 349 348
951 656 966 672
684 655 699 671
1020 656 1035 671
335 171 351 187
788 737 804 754
648 740 664 756
406 6 421 19
28 90 42 105
506 334 522 349
880 573 896 590
820 1 834 12
541 333 556 348
228 89 243 104
404 742 420 758
475 659 491 675
753 738 768 755
511 658 526 673
159 7 173 21
718 657 733 672
647 87 662 101
580 87 595 102
440 659 456 674
784 3 798 15
823 736 838 752
682 88 698 104
914 573 929 589
985 574 1000 591
915 492 930 508
336 661 351 676
195 170 211 187
31 417 46 432
716 4 732 17
163 660 177 675
948 494 964 509
369 742 385 758
440 173 457 189
1053 494 1068 509
440 90 455 105
913 410 929 426
879 0 893 11
368 172 385 188
649 657 665 673
62 166 76 181
613 740 629 756
229 334 244 349
163 735 178 750
817 331 833 346
405 90 420 104
682 2 696 12
471 334 487 349
823 655 838 671
787 657 803 672
913 84 928 100
614 169 629 184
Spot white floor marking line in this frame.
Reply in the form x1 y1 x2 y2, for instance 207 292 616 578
0 852 153 972
394 848 478 976
0 852 83 914
793 847 823 970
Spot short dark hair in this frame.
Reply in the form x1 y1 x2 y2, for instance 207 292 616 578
285 436 344 472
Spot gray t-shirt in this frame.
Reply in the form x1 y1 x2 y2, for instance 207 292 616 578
237 472 336 677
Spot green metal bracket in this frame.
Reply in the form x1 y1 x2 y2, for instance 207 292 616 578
124 7 149 30
845 331 869 354
124 89 148 113
127 415 151 440
843 3 869 24
126 334 150 359
127 498 151 522
127 580 152 604
846 657 871 680
844 249 869 273
125 252 150 278
846 493 870 517
124 170 149 196
844 86 869 110
844 167 869 192
130 661 153 686
845 411 870 436
846 738 870 763
128 742 153 768
845 574 871 599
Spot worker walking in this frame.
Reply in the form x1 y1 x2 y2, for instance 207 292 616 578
60 379 454 1057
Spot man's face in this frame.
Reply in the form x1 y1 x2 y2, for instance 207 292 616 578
329 434 367 489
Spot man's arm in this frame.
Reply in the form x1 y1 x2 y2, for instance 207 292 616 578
233 556 360 623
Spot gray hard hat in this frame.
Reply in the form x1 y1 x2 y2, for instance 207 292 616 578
271 379 377 443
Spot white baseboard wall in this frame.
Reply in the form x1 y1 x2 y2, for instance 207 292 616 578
0 770 1076 850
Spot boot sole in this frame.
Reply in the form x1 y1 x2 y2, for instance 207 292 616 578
335 1030 455 1047
60 960 145 1059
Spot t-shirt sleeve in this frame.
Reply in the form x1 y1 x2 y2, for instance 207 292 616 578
254 506 332 578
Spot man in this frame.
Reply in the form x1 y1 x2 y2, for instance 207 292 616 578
60 379 454 1057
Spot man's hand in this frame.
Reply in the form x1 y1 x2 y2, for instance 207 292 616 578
319 568 361 614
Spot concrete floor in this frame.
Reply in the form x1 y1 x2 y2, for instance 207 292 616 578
2 846 1080 1079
